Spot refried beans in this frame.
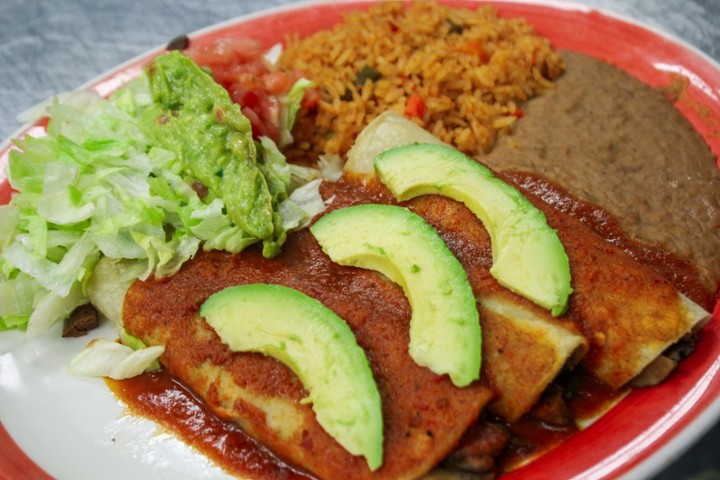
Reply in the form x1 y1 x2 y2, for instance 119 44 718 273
482 51 720 292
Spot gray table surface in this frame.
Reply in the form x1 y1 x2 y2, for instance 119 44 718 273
1 0 718 479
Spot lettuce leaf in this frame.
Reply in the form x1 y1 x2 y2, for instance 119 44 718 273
279 78 314 147
66 338 164 380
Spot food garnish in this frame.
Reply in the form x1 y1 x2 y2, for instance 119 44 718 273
200 283 384 471
375 143 572 316
311 203 481 387
66 338 164 380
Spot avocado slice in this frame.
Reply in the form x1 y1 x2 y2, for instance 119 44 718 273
199 283 383 471
310 204 481 387
374 143 572 316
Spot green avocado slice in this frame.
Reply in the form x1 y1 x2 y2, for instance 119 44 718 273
310 204 481 387
374 143 572 316
200 283 384 471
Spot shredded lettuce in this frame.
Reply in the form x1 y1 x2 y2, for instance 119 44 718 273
26 281 88 337
3 93 155 336
280 179 328 230
317 154 344 182
1 53 326 337
0 273 45 327
120 327 162 371
279 78 314 147
66 338 164 380
15 90 103 125
0 206 20 257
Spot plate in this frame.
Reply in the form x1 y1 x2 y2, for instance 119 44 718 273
1 1 719 479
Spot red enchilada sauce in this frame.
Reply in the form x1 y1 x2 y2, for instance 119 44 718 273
501 171 714 311
106 371 312 480
106 363 625 477
107 171 710 479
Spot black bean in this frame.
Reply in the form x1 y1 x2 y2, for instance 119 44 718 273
62 304 99 338
166 34 190 51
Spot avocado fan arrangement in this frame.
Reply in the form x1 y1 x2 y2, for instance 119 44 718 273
200 142 572 470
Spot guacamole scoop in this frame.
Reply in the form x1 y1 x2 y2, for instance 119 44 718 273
143 51 284 256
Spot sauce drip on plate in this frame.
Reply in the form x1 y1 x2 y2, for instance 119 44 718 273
107 365 625 476
106 372 312 480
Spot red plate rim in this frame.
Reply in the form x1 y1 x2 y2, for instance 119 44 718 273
1 1 719 479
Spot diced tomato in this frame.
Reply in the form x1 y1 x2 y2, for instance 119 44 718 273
404 94 426 119
262 71 291 96
186 37 263 66
301 88 320 111
212 63 269 89
457 40 489 63
232 88 258 110
185 36 312 143
242 104 279 142
232 88 280 142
